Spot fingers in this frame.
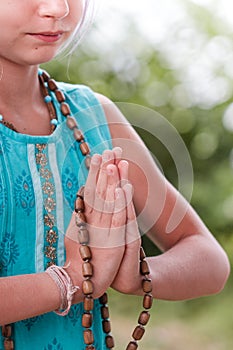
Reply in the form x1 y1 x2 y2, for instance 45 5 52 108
112 187 127 229
94 148 122 207
124 183 135 221
84 148 123 214
118 159 129 187
124 183 141 245
112 147 123 165
104 164 120 207
84 154 101 211
78 147 136 248
101 164 121 229
94 151 119 214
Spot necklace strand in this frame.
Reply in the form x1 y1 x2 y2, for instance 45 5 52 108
75 185 153 350
1 70 153 350
0 71 58 135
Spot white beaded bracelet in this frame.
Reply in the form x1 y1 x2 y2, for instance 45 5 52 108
46 265 79 316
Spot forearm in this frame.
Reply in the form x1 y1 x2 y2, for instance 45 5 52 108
146 234 230 301
0 271 81 325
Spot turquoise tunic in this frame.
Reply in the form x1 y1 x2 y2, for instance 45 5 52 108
0 82 112 349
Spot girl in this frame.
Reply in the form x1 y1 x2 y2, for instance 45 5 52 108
0 1 230 349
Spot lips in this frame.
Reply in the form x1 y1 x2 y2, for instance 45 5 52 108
29 32 64 43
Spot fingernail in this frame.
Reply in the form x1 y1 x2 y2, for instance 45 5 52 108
124 183 132 192
102 154 110 163
119 160 129 168
91 154 100 165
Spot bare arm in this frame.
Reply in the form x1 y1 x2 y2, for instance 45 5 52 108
96 93 230 300
0 273 61 325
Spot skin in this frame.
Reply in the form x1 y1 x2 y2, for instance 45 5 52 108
0 0 230 326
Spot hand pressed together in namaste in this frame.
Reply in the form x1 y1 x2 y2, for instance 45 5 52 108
65 147 142 303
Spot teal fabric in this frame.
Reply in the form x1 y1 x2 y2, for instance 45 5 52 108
0 81 112 349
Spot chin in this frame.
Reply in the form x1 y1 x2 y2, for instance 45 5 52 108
27 49 60 65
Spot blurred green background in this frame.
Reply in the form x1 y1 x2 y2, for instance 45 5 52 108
42 1 233 348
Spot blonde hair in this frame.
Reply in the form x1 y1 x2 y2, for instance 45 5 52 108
58 0 94 56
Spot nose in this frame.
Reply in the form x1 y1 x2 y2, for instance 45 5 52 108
38 0 70 19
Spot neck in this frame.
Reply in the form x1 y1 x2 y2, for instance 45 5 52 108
0 65 40 107
0 64 53 135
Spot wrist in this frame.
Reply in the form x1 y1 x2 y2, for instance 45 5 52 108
46 265 80 316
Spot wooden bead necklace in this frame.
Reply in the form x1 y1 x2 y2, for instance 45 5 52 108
75 187 153 350
1 70 153 350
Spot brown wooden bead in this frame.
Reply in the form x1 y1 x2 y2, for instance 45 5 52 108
105 335 115 349
66 116 78 129
132 325 145 341
138 311 150 325
47 101 56 118
79 245 92 261
75 211 87 227
126 341 138 350
3 339 14 350
60 102 71 116
78 227 89 245
39 75 47 94
82 262 93 278
102 320 111 334
73 128 84 141
2 325 12 338
55 89 65 102
99 293 108 305
83 329 94 345
42 70 50 81
82 313 93 328
75 196 85 212
47 78 58 91
140 260 150 275
82 279 94 295
50 123 56 133
84 296 94 311
85 346 95 350
142 278 152 293
140 247 146 261
143 293 153 309
80 141 90 156
101 306 109 319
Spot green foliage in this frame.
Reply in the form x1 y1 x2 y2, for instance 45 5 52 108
42 3 233 345
42 1 233 258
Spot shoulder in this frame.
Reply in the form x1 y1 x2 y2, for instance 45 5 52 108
94 93 139 142
94 93 131 128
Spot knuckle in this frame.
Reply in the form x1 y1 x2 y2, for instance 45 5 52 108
96 188 105 198
111 216 126 228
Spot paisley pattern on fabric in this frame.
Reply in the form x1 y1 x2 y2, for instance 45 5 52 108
21 316 44 331
15 170 35 215
67 304 82 326
62 167 79 209
0 133 11 155
0 232 19 272
44 338 63 350
0 82 112 349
